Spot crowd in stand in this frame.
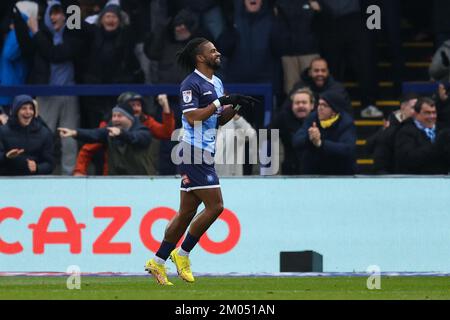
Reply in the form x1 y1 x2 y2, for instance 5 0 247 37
1 0 450 176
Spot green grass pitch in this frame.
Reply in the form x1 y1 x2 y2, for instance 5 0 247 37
0 276 449 300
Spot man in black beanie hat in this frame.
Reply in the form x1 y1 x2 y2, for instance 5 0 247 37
57 103 155 175
292 90 357 175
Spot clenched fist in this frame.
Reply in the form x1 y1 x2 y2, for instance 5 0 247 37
58 127 77 138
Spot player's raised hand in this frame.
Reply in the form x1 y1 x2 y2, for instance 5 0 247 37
219 94 260 110
58 127 77 138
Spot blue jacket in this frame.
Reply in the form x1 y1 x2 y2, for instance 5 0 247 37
0 112 55 175
18 2 86 84
292 110 356 175
0 14 31 106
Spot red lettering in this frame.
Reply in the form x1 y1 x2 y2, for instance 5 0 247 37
139 207 184 252
0 207 23 254
199 208 240 254
28 207 85 254
93 207 131 254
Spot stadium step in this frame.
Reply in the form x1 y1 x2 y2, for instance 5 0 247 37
377 61 430 80
344 82 398 102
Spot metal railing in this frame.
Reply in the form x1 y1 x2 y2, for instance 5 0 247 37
0 83 273 126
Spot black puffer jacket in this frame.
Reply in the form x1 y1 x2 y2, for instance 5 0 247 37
292 110 356 175
143 8 212 84
394 118 448 174
83 22 141 84
367 113 403 174
217 0 278 87
271 0 319 56
0 96 54 175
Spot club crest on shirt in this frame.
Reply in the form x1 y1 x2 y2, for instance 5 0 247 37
182 90 192 103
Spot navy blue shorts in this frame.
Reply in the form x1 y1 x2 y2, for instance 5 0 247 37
177 142 220 192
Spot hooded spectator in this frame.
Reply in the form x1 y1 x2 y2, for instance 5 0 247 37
0 94 55 175
16 0 86 175
144 8 211 84
83 4 140 85
81 3 143 129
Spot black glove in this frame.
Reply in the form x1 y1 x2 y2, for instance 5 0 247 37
218 94 260 110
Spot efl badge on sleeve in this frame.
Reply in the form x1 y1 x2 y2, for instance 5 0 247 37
182 90 192 103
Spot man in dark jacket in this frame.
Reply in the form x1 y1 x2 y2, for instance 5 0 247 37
368 92 419 174
58 102 154 175
284 57 351 113
272 87 315 174
144 8 211 85
394 97 448 174
82 3 143 129
217 0 279 89
21 1 85 175
272 0 320 95
0 94 55 175
292 90 356 175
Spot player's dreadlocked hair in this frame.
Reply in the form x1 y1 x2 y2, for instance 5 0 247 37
176 37 210 72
